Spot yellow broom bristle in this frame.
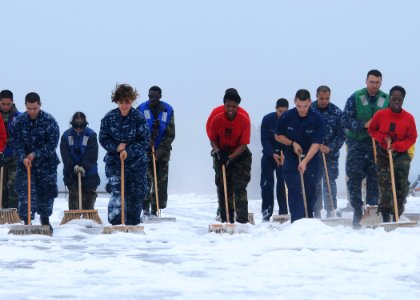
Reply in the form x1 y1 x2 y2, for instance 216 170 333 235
60 210 103 225
102 225 144 234
0 209 20 225
8 225 52 236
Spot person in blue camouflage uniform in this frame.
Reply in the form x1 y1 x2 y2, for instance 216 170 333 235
137 86 175 217
260 98 289 221
311 86 345 218
342 70 389 228
60 112 100 209
11 92 59 229
0 89 21 209
99 84 150 225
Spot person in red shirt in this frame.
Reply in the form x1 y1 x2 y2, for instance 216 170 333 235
208 90 252 223
368 85 417 222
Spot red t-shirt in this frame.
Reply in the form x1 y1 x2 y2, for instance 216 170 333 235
208 111 251 152
368 108 417 152
206 105 249 138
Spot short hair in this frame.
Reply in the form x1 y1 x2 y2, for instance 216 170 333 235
316 85 331 94
390 85 406 98
225 88 238 94
25 92 41 104
111 83 138 102
367 69 382 78
276 98 289 108
71 111 87 123
223 91 241 104
149 86 162 94
0 89 13 100
295 89 311 101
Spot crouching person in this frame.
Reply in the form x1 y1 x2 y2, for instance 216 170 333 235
99 84 150 225
208 90 252 223
11 92 59 229
60 112 100 210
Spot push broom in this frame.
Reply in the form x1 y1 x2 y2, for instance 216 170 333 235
0 166 20 224
60 170 102 225
9 164 52 236
103 156 144 234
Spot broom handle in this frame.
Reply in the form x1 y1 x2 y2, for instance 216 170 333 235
298 154 308 218
121 157 125 225
387 141 399 222
78 171 82 210
222 164 230 223
372 137 377 164
27 164 31 225
281 150 290 214
0 167 3 209
322 152 335 217
151 145 160 217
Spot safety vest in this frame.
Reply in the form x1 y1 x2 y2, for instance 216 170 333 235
137 101 173 148
63 127 98 176
346 88 389 140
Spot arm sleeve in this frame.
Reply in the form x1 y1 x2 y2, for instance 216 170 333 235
33 117 60 161
342 94 366 133
80 133 99 171
312 115 325 144
367 113 387 144
125 115 151 158
329 110 346 153
99 116 119 153
0 116 6 152
261 116 274 156
393 116 417 152
60 134 74 172
158 112 175 151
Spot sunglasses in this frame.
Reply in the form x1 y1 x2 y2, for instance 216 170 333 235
71 122 87 129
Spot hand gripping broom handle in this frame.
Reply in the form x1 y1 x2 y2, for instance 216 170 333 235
151 145 160 217
387 140 399 222
322 152 336 217
121 157 125 225
222 164 230 223
298 154 308 218
78 171 83 210
27 164 31 226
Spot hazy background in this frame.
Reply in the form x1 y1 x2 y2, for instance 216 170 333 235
1 0 420 197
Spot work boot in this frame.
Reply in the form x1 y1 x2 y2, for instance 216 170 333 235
215 209 221 222
352 208 363 229
314 211 321 219
40 216 53 233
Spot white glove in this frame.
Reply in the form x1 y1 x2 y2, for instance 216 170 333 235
73 165 86 176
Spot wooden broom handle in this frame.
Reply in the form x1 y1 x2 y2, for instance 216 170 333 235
298 154 308 218
151 145 160 216
27 164 31 226
387 140 399 222
222 164 230 223
121 156 125 225
78 171 83 210
322 152 335 216
372 137 377 164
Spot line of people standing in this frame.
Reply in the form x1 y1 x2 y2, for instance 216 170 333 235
0 84 175 230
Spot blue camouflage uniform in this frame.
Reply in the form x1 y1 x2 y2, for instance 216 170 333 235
11 110 60 220
342 89 388 217
276 108 324 223
311 101 345 214
260 112 288 220
99 107 150 225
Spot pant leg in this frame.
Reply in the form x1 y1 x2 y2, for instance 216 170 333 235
82 187 97 210
33 165 58 218
260 155 275 219
314 171 324 214
67 181 79 209
283 167 304 223
232 149 252 223
393 152 411 216
142 159 153 213
275 165 288 215
365 152 379 206
346 146 366 211
151 160 169 210
15 164 34 220
323 155 339 211
4 158 18 209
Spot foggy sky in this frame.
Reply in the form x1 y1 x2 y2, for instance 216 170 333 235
1 0 420 196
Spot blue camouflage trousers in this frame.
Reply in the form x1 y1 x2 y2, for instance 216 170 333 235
15 163 58 220
314 154 339 212
260 154 288 219
106 158 148 225
346 142 379 210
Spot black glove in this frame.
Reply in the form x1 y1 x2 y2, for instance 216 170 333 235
0 152 4 168
216 150 230 167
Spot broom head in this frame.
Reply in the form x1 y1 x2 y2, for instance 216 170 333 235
8 225 52 236
102 225 144 234
60 209 102 225
0 208 20 225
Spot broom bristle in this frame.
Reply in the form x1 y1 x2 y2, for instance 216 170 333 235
8 225 52 236
0 209 20 225
272 214 290 224
102 225 144 234
60 210 102 225
360 205 382 226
